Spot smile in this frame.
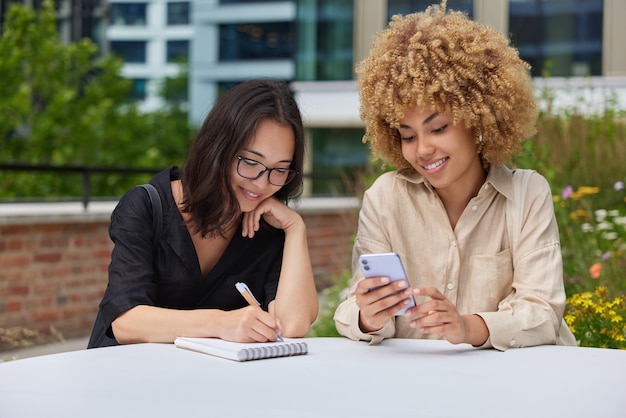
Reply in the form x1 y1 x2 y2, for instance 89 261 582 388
422 157 449 170
243 189 261 199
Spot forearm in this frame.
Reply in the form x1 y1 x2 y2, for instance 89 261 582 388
112 305 225 344
272 220 319 337
462 314 489 347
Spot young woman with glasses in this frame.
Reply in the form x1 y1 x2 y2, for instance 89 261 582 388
88 79 318 347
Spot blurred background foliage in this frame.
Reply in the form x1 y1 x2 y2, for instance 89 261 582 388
0 1 195 200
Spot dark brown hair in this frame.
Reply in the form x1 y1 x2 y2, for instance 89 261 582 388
181 79 305 237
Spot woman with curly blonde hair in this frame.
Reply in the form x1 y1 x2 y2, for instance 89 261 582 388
334 1 576 349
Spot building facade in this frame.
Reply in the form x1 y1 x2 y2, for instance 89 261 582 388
106 0 192 108
1 0 108 48
104 0 626 195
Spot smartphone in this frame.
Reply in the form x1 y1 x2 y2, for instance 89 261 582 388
358 252 416 315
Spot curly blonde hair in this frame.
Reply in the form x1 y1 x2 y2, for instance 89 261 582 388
357 1 537 169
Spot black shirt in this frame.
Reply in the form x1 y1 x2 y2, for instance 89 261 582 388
97 167 284 340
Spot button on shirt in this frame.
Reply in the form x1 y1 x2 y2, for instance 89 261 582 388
334 165 572 350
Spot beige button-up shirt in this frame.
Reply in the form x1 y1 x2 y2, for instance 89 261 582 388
334 165 576 350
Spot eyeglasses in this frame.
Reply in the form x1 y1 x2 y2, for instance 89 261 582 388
236 156 298 186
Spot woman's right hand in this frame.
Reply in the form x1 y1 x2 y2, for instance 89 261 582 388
355 276 413 332
217 305 284 343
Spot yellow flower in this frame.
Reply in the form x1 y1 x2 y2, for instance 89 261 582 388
564 314 576 327
565 286 626 349
576 186 601 195
569 209 590 222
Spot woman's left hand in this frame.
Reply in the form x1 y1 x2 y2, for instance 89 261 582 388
242 197 300 237
403 287 476 345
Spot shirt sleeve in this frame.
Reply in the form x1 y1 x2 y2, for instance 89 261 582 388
477 173 565 350
99 187 159 334
334 178 397 343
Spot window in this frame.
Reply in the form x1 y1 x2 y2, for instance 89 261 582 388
509 0 603 77
296 0 354 81
219 0 271 4
110 41 147 63
166 40 189 63
387 0 473 18
310 128 370 196
219 22 294 61
110 2 147 26
167 2 190 25
130 79 147 100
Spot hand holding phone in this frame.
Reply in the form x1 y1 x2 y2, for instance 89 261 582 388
358 252 416 316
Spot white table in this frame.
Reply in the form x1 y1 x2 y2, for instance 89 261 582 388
0 337 624 418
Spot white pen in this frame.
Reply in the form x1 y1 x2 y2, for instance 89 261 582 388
235 282 284 341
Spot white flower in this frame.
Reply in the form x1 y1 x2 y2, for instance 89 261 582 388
602 231 618 240
581 223 594 232
596 221 613 230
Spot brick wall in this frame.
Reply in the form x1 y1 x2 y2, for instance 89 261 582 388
0 201 358 342
0 221 113 340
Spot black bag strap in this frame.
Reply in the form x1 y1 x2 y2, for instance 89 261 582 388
140 183 163 252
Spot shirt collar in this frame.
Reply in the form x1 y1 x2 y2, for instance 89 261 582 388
485 165 515 200
394 164 515 198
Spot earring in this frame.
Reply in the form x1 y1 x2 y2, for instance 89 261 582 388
479 133 483 143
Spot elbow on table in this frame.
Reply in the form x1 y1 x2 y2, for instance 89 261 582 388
110 320 135 345
111 310 146 345
281 323 311 338
281 312 318 338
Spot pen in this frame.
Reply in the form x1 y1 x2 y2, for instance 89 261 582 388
235 282 284 341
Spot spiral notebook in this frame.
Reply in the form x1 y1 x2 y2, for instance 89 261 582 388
174 337 308 362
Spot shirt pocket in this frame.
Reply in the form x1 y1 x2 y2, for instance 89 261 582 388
467 249 513 311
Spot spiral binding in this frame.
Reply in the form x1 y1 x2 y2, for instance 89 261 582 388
241 342 308 361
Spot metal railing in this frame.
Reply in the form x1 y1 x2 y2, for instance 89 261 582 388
0 163 348 210
0 163 161 209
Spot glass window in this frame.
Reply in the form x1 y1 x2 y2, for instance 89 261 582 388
130 78 147 101
387 0 473 18
167 40 189 62
167 2 190 25
110 41 147 63
110 2 147 26
217 81 240 96
219 22 294 61
310 128 370 196
509 0 603 77
296 0 353 81
219 0 271 4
